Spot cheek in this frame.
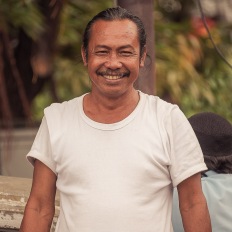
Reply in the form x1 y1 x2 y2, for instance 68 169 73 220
130 60 143 71
88 56 103 66
87 60 102 75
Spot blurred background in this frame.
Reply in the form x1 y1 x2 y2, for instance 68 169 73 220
0 0 232 178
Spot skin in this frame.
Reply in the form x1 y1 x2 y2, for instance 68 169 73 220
177 173 212 232
19 160 57 232
19 19 211 232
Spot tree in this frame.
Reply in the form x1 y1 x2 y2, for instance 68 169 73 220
0 0 65 128
155 0 232 121
1 0 231 126
0 0 114 128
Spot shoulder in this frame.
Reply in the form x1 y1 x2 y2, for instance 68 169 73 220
43 94 85 132
140 92 179 112
44 96 81 117
140 92 185 124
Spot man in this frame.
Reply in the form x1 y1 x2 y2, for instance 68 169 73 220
172 112 232 231
20 7 211 232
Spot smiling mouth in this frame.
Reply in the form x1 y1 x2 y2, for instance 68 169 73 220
97 72 130 80
104 75 123 80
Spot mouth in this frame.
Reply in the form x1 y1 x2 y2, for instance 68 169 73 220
103 75 124 80
97 71 130 80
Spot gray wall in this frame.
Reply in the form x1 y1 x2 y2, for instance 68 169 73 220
0 128 37 178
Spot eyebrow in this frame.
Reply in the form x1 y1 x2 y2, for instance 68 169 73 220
119 45 135 50
94 45 110 50
94 45 135 50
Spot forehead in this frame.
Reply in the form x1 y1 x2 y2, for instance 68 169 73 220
89 19 139 46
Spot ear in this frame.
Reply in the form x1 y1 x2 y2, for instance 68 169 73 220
139 46 147 67
81 45 88 66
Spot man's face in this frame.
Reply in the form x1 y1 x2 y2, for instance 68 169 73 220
82 19 146 98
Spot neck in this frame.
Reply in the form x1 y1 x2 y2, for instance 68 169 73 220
83 89 139 123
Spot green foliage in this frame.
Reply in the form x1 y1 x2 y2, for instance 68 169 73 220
0 0 44 39
54 0 113 100
31 85 53 121
155 5 232 122
31 0 113 121
54 0 113 96
2 0 231 123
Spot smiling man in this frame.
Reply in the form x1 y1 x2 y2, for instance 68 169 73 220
81 18 145 123
20 7 211 232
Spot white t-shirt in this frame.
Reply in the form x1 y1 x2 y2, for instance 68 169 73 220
27 91 207 232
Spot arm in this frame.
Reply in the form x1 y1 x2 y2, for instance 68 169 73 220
177 173 211 232
20 159 57 232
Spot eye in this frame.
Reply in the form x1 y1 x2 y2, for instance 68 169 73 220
119 51 134 57
95 50 109 56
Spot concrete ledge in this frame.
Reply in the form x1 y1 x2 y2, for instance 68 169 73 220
0 176 60 231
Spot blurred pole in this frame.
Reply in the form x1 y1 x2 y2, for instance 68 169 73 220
116 0 155 95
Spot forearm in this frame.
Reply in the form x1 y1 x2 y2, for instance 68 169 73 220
20 160 57 232
20 203 55 232
180 198 211 232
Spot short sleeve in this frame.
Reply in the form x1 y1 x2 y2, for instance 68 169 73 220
27 116 57 175
167 108 207 187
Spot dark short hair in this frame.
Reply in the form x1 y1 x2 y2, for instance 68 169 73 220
82 6 147 60
203 155 232 174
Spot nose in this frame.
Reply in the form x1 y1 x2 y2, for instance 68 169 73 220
104 54 122 69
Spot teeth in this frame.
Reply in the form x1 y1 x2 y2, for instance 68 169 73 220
104 75 121 80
